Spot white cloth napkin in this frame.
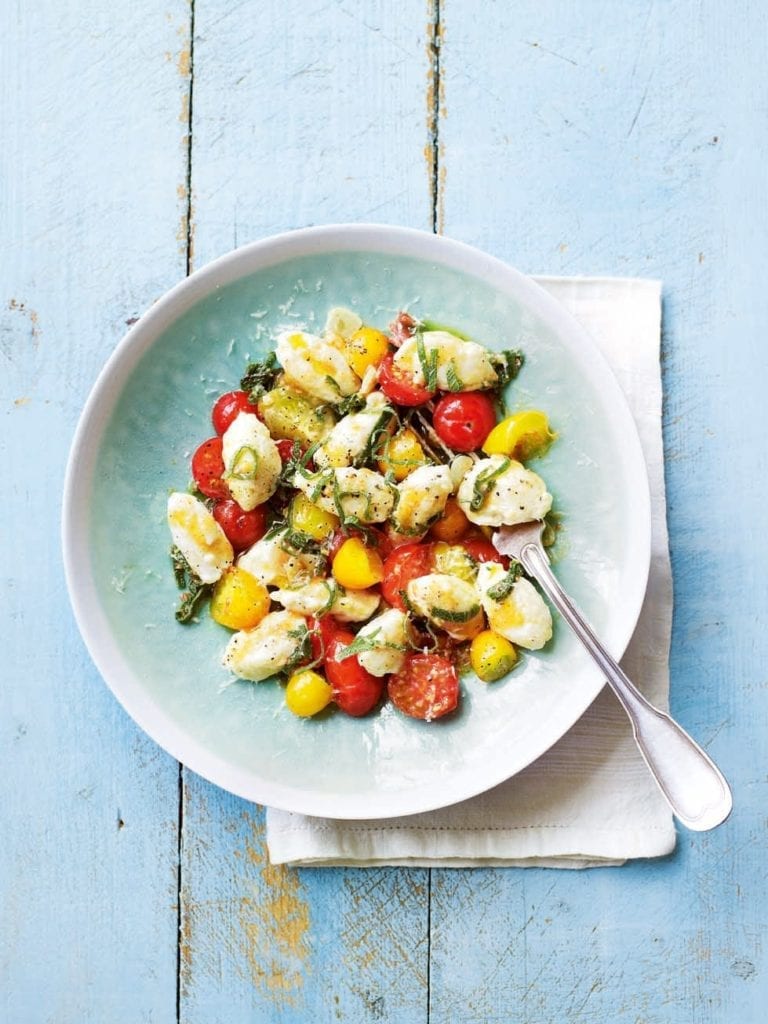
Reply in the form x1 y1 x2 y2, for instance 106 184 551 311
266 276 677 867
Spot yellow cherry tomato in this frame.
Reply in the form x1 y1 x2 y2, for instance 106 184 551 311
470 630 518 682
429 498 471 543
210 566 271 631
481 410 556 461
332 537 384 590
432 542 478 583
344 326 390 377
288 492 339 541
285 670 333 717
377 427 428 481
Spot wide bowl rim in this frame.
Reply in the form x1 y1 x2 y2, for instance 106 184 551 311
62 223 651 819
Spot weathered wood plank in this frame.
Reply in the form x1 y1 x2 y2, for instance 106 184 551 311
0 2 192 1019
179 2 433 1021
430 1 768 1021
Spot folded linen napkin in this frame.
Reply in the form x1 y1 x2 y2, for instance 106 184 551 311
266 277 676 867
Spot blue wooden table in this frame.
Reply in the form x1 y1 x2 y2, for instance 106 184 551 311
2 2 766 1020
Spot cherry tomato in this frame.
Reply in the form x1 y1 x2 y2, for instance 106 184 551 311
388 311 417 346
458 536 509 569
211 390 257 435
213 499 268 551
328 526 392 564
275 438 302 463
325 629 384 717
380 543 434 610
191 437 229 500
308 615 340 663
388 653 459 720
432 392 498 452
378 353 435 407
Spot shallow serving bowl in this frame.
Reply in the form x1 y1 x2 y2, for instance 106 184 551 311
62 224 650 819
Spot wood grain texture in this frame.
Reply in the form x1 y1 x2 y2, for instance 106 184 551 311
431 1 768 1020
179 2 433 1021
3 0 768 1020
0 2 191 1020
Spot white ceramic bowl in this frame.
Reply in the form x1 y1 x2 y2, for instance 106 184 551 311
63 225 650 818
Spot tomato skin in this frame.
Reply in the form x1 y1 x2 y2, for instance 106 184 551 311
432 392 498 452
459 536 509 569
213 499 268 551
378 353 435 407
211 390 257 435
325 629 384 717
328 526 392 564
191 437 229 499
380 543 434 610
388 653 459 720
308 615 340 663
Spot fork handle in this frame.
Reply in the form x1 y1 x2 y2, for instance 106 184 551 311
519 541 732 832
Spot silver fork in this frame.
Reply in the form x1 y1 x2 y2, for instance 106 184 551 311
493 520 733 832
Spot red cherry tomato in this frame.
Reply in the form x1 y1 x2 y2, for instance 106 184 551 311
276 438 302 462
212 499 268 551
378 353 435 407
458 536 509 569
432 392 498 452
191 437 229 499
211 390 257 435
325 629 384 717
388 653 459 721
380 543 434 611
308 615 340 663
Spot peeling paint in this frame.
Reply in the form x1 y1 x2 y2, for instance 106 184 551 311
237 814 311 1007
425 4 444 231
7 299 41 341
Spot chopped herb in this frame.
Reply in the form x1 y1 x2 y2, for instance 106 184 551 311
357 408 397 466
283 622 313 672
324 374 343 396
486 562 523 602
227 445 259 480
280 528 323 556
429 603 481 623
445 360 465 392
240 352 280 399
317 580 338 616
470 457 511 511
170 546 213 623
415 331 439 392
336 628 409 661
492 349 525 387
335 393 367 416
170 545 188 589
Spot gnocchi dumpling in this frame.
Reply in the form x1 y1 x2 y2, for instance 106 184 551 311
476 563 553 650
406 572 485 641
354 608 410 677
292 467 396 524
237 529 323 589
222 611 308 682
392 465 454 538
167 492 233 584
271 579 380 623
221 412 281 511
314 392 394 470
456 455 552 526
276 329 359 403
393 329 498 392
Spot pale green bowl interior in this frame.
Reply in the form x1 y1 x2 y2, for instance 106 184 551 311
91 250 628 803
